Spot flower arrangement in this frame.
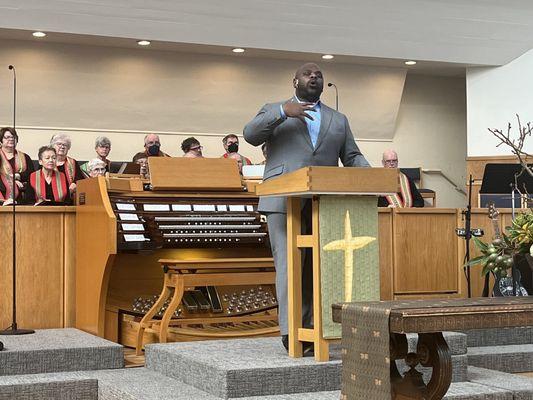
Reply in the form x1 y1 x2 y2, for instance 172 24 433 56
467 211 533 276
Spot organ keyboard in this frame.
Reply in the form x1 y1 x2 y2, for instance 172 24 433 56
110 195 268 250
75 158 276 347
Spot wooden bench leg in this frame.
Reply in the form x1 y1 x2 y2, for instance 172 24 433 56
391 332 452 400
135 283 173 355
159 278 185 343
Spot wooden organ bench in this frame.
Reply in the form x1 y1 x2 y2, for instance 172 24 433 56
332 297 533 400
135 257 277 354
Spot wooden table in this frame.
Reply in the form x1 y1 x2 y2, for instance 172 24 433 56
332 297 533 400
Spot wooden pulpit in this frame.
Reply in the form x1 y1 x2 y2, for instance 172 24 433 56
256 166 398 361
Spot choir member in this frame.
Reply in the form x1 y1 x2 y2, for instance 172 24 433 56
221 134 252 166
81 136 111 177
0 127 35 205
50 133 83 199
181 137 204 158
86 158 107 177
26 146 70 206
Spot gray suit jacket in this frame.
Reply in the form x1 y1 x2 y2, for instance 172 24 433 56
243 99 370 213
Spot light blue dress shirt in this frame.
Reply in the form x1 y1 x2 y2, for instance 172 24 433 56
279 98 322 148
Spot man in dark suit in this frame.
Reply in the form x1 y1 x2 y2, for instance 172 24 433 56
243 63 370 352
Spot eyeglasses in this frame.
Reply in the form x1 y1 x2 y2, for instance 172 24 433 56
55 142 69 148
190 146 203 151
383 159 398 165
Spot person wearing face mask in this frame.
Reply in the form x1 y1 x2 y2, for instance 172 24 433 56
0 127 35 205
132 133 170 163
26 146 70 206
181 137 204 158
244 62 370 354
220 134 252 166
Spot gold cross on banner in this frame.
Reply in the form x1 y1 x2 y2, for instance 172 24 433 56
323 210 376 301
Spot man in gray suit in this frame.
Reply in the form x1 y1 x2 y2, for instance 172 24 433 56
243 63 370 352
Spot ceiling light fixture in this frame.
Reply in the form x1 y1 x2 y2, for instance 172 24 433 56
322 54 334 60
32 31 46 38
232 48 245 53
405 60 417 65
137 40 151 46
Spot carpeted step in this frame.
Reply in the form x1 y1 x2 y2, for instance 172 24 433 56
0 328 124 376
467 366 533 399
464 326 533 347
144 333 467 399
0 373 98 400
468 344 533 373
145 337 342 399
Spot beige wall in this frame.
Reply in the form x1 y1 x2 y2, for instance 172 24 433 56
0 39 466 207
360 74 467 208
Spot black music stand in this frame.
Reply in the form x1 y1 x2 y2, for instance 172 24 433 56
479 163 533 208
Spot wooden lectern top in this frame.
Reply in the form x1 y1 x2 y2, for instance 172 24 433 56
148 157 243 191
255 166 398 197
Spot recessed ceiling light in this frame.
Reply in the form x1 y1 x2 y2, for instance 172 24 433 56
137 40 151 46
322 54 334 60
405 60 417 65
232 48 245 53
32 31 46 38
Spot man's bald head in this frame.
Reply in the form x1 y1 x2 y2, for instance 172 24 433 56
293 63 324 103
382 149 399 168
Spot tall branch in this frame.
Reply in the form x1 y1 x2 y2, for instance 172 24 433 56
488 114 533 178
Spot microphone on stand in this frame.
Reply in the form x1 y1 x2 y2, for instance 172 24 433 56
327 82 338 111
1 64 34 339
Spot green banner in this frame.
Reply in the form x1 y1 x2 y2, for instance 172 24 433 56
319 196 380 339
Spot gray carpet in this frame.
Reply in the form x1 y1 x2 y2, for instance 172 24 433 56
145 337 341 398
468 367 533 400
0 328 124 376
464 326 533 347
468 344 533 373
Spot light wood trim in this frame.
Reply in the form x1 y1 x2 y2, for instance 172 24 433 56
256 167 398 197
287 196 304 358
296 235 313 248
298 328 315 342
160 257 273 268
0 206 76 213
149 157 243 191
255 168 310 197
76 176 117 336
311 196 330 362
378 209 394 300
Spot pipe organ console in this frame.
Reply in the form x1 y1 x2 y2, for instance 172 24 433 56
76 158 276 347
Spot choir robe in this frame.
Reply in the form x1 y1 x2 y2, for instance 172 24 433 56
57 157 83 185
0 150 35 203
26 169 71 206
378 172 424 208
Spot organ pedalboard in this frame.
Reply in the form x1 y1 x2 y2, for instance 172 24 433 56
132 285 278 318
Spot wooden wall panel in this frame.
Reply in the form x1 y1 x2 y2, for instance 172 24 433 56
392 209 459 295
0 207 76 330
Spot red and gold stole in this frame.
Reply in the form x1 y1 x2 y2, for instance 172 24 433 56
0 149 27 200
62 156 77 185
30 170 68 203
384 172 413 208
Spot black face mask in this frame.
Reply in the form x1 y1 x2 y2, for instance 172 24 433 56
147 144 160 156
227 143 239 153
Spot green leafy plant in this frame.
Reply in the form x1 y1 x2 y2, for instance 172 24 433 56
467 236 514 277
467 211 533 277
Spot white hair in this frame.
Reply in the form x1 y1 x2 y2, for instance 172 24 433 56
50 133 72 150
87 158 106 172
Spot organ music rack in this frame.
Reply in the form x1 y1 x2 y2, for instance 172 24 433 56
76 158 277 346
